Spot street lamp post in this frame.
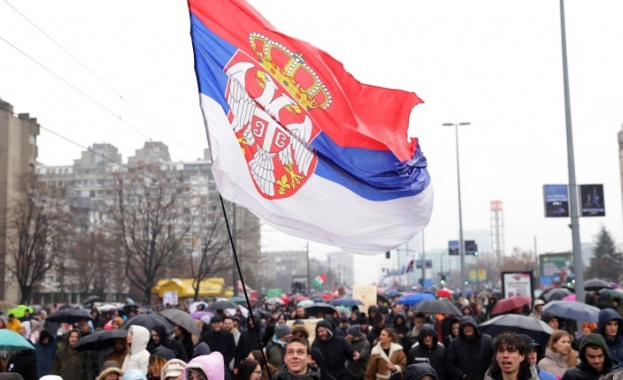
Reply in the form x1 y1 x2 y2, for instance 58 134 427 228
443 121 470 296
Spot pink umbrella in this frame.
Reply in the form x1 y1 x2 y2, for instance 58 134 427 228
562 294 576 301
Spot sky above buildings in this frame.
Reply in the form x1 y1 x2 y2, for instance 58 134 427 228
1 1 623 285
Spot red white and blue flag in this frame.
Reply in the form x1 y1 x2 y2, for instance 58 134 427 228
188 0 433 253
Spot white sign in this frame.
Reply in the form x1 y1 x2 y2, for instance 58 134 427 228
502 272 533 298
163 291 179 306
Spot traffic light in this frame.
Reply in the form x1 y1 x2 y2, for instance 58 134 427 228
440 274 446 284
465 241 478 256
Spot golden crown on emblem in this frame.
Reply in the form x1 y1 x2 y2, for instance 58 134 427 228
249 33 332 110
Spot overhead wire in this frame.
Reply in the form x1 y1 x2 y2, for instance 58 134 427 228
0 0 203 161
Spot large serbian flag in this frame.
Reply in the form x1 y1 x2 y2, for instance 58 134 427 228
188 0 433 254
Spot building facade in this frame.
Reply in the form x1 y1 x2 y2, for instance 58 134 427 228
0 98 40 302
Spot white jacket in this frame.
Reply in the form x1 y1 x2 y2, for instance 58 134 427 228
122 325 150 374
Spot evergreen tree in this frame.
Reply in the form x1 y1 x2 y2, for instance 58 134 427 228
585 227 622 283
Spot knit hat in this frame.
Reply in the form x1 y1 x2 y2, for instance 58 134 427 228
161 359 187 380
96 361 124 380
274 324 292 340
347 325 361 337
152 346 176 361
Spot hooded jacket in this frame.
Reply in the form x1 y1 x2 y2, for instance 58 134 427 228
404 362 437 380
51 329 93 380
186 352 225 380
562 333 621 380
597 308 623 363
150 324 188 362
312 320 356 380
365 341 406 380
536 347 574 378
407 325 446 380
35 330 57 378
274 364 322 380
446 316 493 380
346 332 371 380
122 325 151 374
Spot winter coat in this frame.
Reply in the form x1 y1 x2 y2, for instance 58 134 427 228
537 348 573 378
445 315 493 380
186 352 225 380
35 331 57 378
562 333 622 380
7 350 38 380
150 325 188 362
122 325 150 374
483 365 539 380
346 334 371 380
312 321 357 380
51 330 93 380
407 325 446 380
274 364 322 380
203 328 237 368
365 342 406 380
597 308 623 363
404 363 437 380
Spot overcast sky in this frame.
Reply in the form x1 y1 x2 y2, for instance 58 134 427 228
2 1 622 285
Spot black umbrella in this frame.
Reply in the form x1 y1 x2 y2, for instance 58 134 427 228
584 278 613 291
74 329 127 351
540 287 573 302
206 300 238 311
303 302 336 317
159 309 201 336
122 313 173 334
479 314 553 346
47 309 94 324
413 299 462 316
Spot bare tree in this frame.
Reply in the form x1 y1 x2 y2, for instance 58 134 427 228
188 203 261 299
68 231 117 299
0 173 73 303
110 164 194 302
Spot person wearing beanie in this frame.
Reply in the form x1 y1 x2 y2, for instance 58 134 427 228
312 320 360 380
160 359 187 380
266 324 293 368
404 363 438 380
150 325 188 362
346 325 370 380
367 313 386 346
52 328 93 380
97 361 125 380
203 316 236 380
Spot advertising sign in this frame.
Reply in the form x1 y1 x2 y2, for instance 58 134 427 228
501 271 533 298
580 184 605 217
448 240 459 256
163 291 178 306
543 184 569 217
539 253 573 285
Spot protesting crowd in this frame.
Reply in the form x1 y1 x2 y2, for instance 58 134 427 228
2 287 623 380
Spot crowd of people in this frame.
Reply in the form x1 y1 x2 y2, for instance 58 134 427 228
2 289 623 380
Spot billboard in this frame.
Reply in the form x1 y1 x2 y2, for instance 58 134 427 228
539 253 573 285
580 184 605 217
448 240 459 256
501 271 534 298
543 184 569 217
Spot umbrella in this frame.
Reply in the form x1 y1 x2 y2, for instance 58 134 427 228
413 299 462 316
384 289 402 298
191 311 214 320
585 278 613 291
562 294 576 301
297 300 315 307
479 314 554 346
47 309 94 324
6 305 34 319
0 329 35 351
122 313 173 334
329 297 364 307
206 300 238 311
542 301 600 322
98 304 122 313
437 288 454 298
189 301 208 314
159 309 202 336
74 329 127 351
397 292 436 306
540 287 574 302
265 297 285 305
477 290 493 300
490 295 532 316
229 296 256 306
600 288 623 300
303 302 336 317
290 294 310 303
